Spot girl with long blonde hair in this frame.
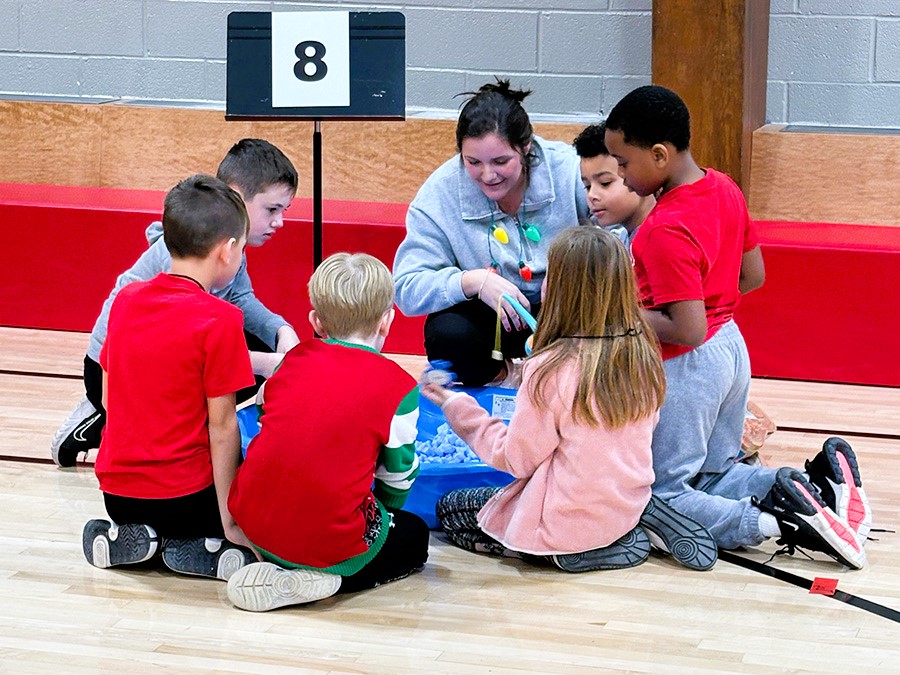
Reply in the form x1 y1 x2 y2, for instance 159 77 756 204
421 226 716 571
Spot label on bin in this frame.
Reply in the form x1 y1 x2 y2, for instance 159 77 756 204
490 394 517 420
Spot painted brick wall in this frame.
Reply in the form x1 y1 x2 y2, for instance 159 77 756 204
0 0 897 127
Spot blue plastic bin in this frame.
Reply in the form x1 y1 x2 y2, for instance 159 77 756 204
236 387 516 529
408 386 516 528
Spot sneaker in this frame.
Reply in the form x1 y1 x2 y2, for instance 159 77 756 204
51 396 104 467
639 495 718 571
754 467 866 569
805 437 872 540
82 519 158 568
551 526 651 572
226 562 342 611
161 538 256 580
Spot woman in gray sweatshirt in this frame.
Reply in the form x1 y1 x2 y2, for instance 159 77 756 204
393 80 590 386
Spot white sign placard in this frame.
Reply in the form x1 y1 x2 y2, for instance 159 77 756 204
271 12 350 108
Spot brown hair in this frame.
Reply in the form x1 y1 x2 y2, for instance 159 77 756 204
162 174 248 259
216 138 298 200
528 226 666 428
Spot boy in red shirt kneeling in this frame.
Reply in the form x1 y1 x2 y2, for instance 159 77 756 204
603 86 871 570
226 253 429 611
83 175 259 580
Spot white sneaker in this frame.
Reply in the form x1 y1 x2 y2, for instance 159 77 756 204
227 562 341 611
51 396 102 467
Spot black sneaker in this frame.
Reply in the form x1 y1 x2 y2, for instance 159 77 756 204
51 396 104 467
805 437 872 540
226 562 342 612
639 495 718 571
83 519 158 568
162 538 256 581
754 467 866 569
551 526 651 572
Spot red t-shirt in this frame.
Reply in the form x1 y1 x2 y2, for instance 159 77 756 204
632 168 757 360
96 274 254 499
228 339 418 569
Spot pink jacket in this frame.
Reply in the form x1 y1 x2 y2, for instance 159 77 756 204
443 355 658 555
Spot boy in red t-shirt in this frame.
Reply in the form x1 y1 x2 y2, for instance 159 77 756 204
83 174 258 581
574 121 774 460
225 253 429 612
603 86 871 569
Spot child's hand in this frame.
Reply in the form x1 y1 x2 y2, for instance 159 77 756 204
224 521 263 561
250 351 284 379
420 359 464 408
420 381 458 408
275 325 301 353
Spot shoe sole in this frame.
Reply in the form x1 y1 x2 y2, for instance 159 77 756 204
226 562 342 611
551 527 651 572
83 520 158 568
787 477 867 570
640 495 718 571
818 438 872 540
162 538 253 580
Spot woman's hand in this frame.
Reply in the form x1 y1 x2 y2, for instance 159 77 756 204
465 269 532 332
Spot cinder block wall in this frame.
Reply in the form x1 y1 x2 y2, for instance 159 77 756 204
0 0 897 127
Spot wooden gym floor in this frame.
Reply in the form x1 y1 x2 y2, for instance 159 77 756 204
0 326 898 673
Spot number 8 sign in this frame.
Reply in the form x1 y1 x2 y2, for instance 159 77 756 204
272 12 350 108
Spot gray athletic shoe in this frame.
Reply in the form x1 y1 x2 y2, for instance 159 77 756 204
161 538 256 581
227 562 342 612
83 520 158 568
551 526 651 572
640 495 718 571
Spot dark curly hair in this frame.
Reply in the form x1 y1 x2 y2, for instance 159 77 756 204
605 85 691 152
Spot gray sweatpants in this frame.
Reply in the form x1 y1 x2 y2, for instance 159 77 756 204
652 321 779 549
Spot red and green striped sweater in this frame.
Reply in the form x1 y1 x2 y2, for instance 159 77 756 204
228 339 419 575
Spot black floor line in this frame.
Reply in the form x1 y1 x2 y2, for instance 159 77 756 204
776 425 900 442
719 550 900 624
0 369 81 380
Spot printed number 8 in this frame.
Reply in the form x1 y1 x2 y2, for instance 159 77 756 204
294 41 328 82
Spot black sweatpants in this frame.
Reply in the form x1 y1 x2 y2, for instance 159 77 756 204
338 510 430 594
103 484 225 539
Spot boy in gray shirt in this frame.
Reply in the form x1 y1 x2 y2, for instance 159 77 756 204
52 139 299 467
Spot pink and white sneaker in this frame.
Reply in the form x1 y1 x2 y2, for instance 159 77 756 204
805 437 872 540
754 467 866 570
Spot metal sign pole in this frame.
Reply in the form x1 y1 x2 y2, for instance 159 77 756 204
313 119 323 269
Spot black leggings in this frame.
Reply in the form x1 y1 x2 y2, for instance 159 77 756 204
424 299 539 387
84 355 105 414
339 509 430 594
103 484 225 539
435 486 509 556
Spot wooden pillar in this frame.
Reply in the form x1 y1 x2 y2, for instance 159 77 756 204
651 0 769 194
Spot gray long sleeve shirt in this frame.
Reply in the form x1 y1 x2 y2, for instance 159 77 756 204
87 222 287 362
392 136 590 316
